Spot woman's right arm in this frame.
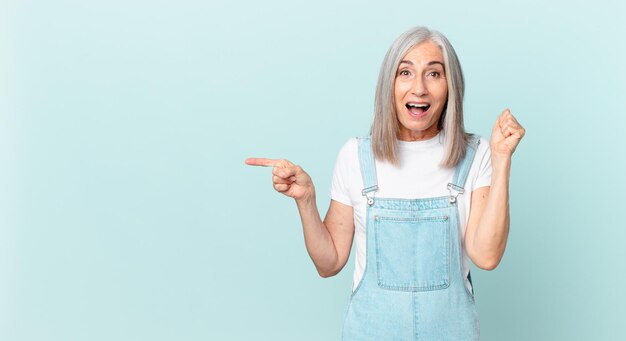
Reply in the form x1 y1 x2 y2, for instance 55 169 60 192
246 158 355 278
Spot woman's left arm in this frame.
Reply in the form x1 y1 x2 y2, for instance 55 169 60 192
465 108 525 270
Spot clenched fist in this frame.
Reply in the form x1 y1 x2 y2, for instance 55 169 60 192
490 108 525 162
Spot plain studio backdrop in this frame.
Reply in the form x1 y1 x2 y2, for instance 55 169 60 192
1 0 625 340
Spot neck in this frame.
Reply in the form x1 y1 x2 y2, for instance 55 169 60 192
398 129 440 141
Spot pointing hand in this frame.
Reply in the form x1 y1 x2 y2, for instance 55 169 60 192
245 158 315 203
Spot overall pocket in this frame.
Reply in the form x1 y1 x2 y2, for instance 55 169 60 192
374 214 450 291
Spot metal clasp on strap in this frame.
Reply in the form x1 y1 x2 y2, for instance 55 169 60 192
361 185 378 206
447 183 465 205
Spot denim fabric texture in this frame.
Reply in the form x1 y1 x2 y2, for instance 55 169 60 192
342 136 481 341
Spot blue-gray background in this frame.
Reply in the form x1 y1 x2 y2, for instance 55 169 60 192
2 0 625 340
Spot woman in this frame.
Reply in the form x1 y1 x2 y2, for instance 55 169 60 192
246 26 524 340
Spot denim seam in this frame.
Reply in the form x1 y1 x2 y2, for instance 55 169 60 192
379 215 449 222
349 210 370 300
373 195 450 203
377 282 450 292
456 207 476 302
413 291 419 341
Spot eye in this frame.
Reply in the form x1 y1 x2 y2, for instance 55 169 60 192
398 69 411 76
428 71 441 78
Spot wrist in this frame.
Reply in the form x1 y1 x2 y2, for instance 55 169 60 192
296 190 316 209
491 153 512 172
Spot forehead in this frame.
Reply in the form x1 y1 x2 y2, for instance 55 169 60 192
401 40 444 65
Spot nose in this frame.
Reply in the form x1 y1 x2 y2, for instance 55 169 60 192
411 76 428 96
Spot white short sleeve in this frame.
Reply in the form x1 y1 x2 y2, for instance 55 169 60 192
472 138 492 190
330 139 358 207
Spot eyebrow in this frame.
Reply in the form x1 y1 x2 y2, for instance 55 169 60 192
399 60 444 67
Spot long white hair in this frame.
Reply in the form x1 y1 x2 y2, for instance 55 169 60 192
371 26 469 167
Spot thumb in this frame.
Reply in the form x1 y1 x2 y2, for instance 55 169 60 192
492 108 509 137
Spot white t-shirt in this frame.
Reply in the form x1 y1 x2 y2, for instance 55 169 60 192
330 132 492 293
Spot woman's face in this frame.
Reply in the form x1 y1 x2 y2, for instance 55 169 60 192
394 40 448 141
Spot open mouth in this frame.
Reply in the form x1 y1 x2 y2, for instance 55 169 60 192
406 102 430 117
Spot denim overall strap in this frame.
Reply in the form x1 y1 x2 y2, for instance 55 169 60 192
357 137 378 206
447 134 481 204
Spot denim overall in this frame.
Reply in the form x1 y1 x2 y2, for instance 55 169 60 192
342 135 481 341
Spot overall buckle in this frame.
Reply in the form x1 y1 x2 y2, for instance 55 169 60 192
361 185 378 206
447 183 464 205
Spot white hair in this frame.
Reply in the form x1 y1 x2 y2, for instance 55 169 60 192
371 26 469 167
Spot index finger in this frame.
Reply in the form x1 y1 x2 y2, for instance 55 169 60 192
245 158 280 167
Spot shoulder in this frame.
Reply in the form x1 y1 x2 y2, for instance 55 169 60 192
331 138 363 199
468 135 492 187
336 137 360 160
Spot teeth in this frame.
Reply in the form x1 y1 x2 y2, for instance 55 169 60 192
407 103 429 108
